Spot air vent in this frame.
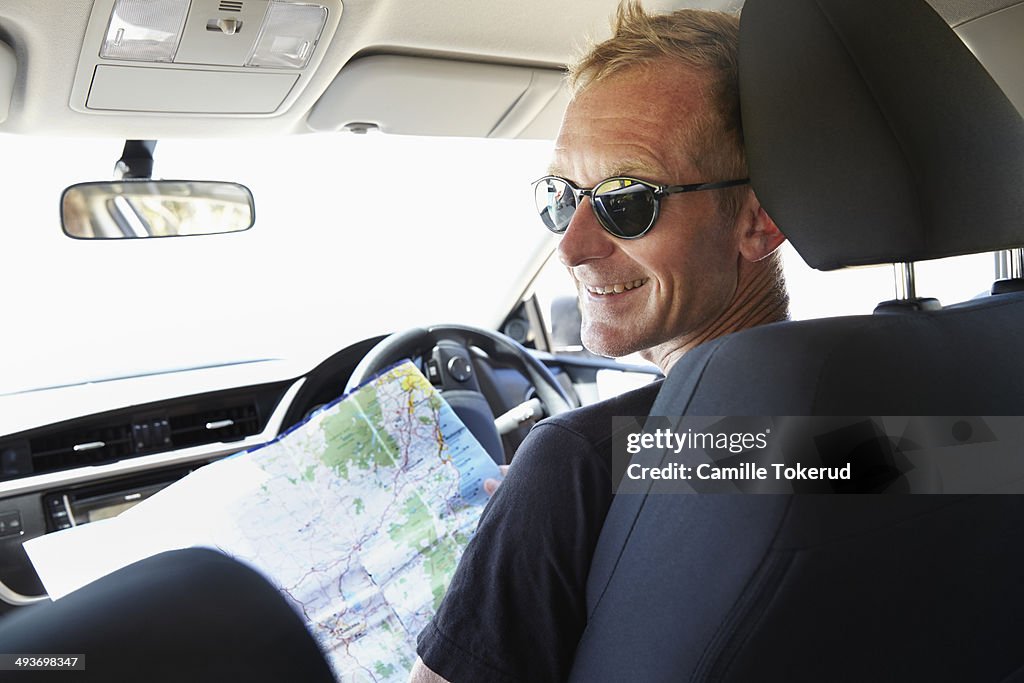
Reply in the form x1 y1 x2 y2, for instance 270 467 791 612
168 402 261 449
132 418 172 454
219 1 244 11
2 382 287 482
30 424 133 473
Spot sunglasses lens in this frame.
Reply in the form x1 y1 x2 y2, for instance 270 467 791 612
593 178 656 238
535 177 576 233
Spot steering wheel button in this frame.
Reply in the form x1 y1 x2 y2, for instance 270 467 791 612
426 360 442 383
447 356 473 382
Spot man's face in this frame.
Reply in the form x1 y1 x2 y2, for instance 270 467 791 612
551 61 745 363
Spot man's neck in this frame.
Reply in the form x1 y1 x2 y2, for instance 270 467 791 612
641 261 789 374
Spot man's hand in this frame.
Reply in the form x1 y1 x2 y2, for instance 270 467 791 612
482 465 509 496
409 656 450 683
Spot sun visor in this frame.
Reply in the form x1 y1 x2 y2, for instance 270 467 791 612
0 41 15 124
307 55 567 139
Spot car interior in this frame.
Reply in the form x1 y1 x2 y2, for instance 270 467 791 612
0 0 1023 679
0 0 675 616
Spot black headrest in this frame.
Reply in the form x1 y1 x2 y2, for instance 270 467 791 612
739 0 1024 270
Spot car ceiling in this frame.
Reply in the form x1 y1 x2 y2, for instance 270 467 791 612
0 0 1020 141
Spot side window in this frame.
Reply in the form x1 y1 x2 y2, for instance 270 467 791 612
781 243 995 318
530 252 582 351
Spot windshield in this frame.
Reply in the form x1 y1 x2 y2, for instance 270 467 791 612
0 133 555 395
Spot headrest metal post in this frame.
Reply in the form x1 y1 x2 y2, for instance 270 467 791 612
991 249 1024 295
995 251 1008 280
1010 248 1024 280
893 262 917 301
993 249 1022 279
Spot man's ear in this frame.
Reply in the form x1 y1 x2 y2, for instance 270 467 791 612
738 203 786 262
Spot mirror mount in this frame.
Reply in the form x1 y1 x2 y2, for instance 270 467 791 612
115 140 157 179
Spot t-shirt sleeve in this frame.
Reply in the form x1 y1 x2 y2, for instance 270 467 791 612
416 419 613 683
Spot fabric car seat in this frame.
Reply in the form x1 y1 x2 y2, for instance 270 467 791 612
569 0 1024 681
0 547 337 682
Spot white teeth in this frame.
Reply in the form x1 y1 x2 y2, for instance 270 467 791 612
586 278 648 295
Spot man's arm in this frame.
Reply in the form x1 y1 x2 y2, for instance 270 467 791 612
409 657 449 683
414 418 616 682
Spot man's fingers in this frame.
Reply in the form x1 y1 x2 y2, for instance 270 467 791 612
483 466 511 497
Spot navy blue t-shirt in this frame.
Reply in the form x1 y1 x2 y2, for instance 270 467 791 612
417 380 661 682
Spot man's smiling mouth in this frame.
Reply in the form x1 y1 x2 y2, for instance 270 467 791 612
585 278 649 295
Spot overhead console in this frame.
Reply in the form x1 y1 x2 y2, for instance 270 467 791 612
69 0 343 116
307 54 570 139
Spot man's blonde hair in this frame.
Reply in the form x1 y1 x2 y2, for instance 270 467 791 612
569 2 746 219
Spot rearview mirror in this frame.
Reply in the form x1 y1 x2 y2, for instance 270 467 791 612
61 180 255 239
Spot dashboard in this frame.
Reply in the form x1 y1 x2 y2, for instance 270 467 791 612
0 333 659 613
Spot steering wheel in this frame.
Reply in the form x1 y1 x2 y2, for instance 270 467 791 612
344 324 576 464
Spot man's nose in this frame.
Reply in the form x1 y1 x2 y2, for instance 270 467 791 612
556 197 616 267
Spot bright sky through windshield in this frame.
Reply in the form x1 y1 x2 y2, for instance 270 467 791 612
0 132 554 395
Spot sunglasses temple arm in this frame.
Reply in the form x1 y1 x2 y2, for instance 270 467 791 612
661 178 751 194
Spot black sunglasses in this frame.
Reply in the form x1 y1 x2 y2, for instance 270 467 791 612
532 175 750 239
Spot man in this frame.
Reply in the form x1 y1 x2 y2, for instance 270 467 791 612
0 5 787 680
412 3 788 682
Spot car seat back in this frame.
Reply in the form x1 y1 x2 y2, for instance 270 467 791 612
570 0 1024 680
